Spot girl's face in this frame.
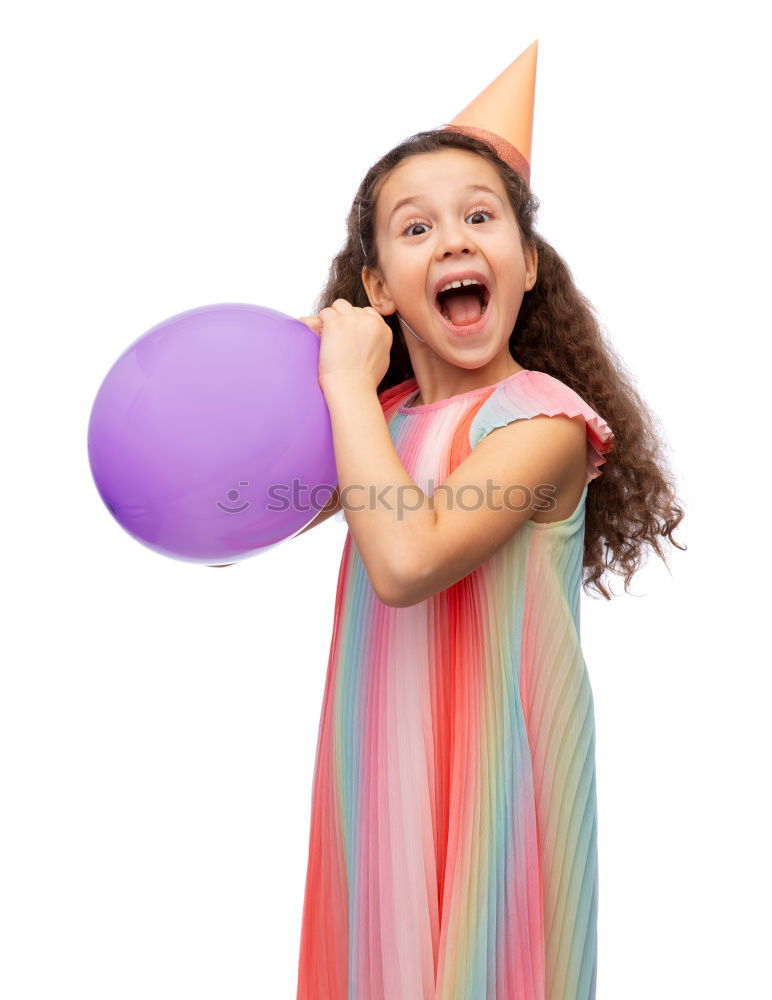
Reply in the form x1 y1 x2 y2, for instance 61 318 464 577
363 148 537 364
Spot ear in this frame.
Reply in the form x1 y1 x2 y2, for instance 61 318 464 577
361 266 396 316
524 243 538 292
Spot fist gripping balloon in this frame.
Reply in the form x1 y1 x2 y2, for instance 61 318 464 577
87 303 337 565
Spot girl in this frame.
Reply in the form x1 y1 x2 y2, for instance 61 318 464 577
295 128 684 999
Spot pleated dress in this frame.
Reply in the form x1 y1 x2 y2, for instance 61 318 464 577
296 368 615 1000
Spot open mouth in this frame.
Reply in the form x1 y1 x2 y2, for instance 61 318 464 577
434 281 490 330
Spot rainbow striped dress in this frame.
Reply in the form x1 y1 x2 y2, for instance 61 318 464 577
296 368 614 1000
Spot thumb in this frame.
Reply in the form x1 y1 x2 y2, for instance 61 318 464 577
297 315 322 335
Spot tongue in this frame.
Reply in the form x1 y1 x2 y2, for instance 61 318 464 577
442 292 483 327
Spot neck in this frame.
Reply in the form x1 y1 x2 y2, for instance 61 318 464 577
407 360 525 407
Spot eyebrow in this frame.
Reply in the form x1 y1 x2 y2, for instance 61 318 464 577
387 183 504 224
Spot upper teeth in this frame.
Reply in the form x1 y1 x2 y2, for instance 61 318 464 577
439 278 483 293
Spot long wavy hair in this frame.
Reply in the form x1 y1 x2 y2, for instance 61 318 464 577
311 128 686 599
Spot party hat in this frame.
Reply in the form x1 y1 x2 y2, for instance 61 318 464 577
440 40 538 185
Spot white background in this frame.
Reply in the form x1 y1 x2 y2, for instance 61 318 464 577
2 1 770 997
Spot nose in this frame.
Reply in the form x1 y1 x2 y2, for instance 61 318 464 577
436 220 477 258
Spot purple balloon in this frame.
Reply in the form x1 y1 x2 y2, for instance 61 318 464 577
88 303 338 564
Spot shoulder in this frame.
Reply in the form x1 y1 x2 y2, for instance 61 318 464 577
471 370 590 439
469 404 588 502
469 369 615 484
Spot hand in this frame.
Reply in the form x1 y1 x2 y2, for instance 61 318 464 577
315 299 392 392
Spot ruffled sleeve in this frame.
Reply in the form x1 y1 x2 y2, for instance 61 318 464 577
469 370 614 485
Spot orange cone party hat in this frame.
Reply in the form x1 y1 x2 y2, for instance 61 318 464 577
440 39 538 186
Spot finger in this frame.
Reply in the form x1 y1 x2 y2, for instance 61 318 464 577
297 316 322 334
330 298 354 312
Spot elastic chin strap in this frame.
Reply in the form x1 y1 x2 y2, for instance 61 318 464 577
396 311 426 345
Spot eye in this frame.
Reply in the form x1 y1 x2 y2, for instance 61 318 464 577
401 206 496 238
467 206 495 225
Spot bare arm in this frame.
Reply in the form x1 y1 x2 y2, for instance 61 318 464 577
295 485 342 536
391 414 587 605
320 371 587 607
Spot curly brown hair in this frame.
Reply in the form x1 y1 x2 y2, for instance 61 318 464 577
310 128 686 600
